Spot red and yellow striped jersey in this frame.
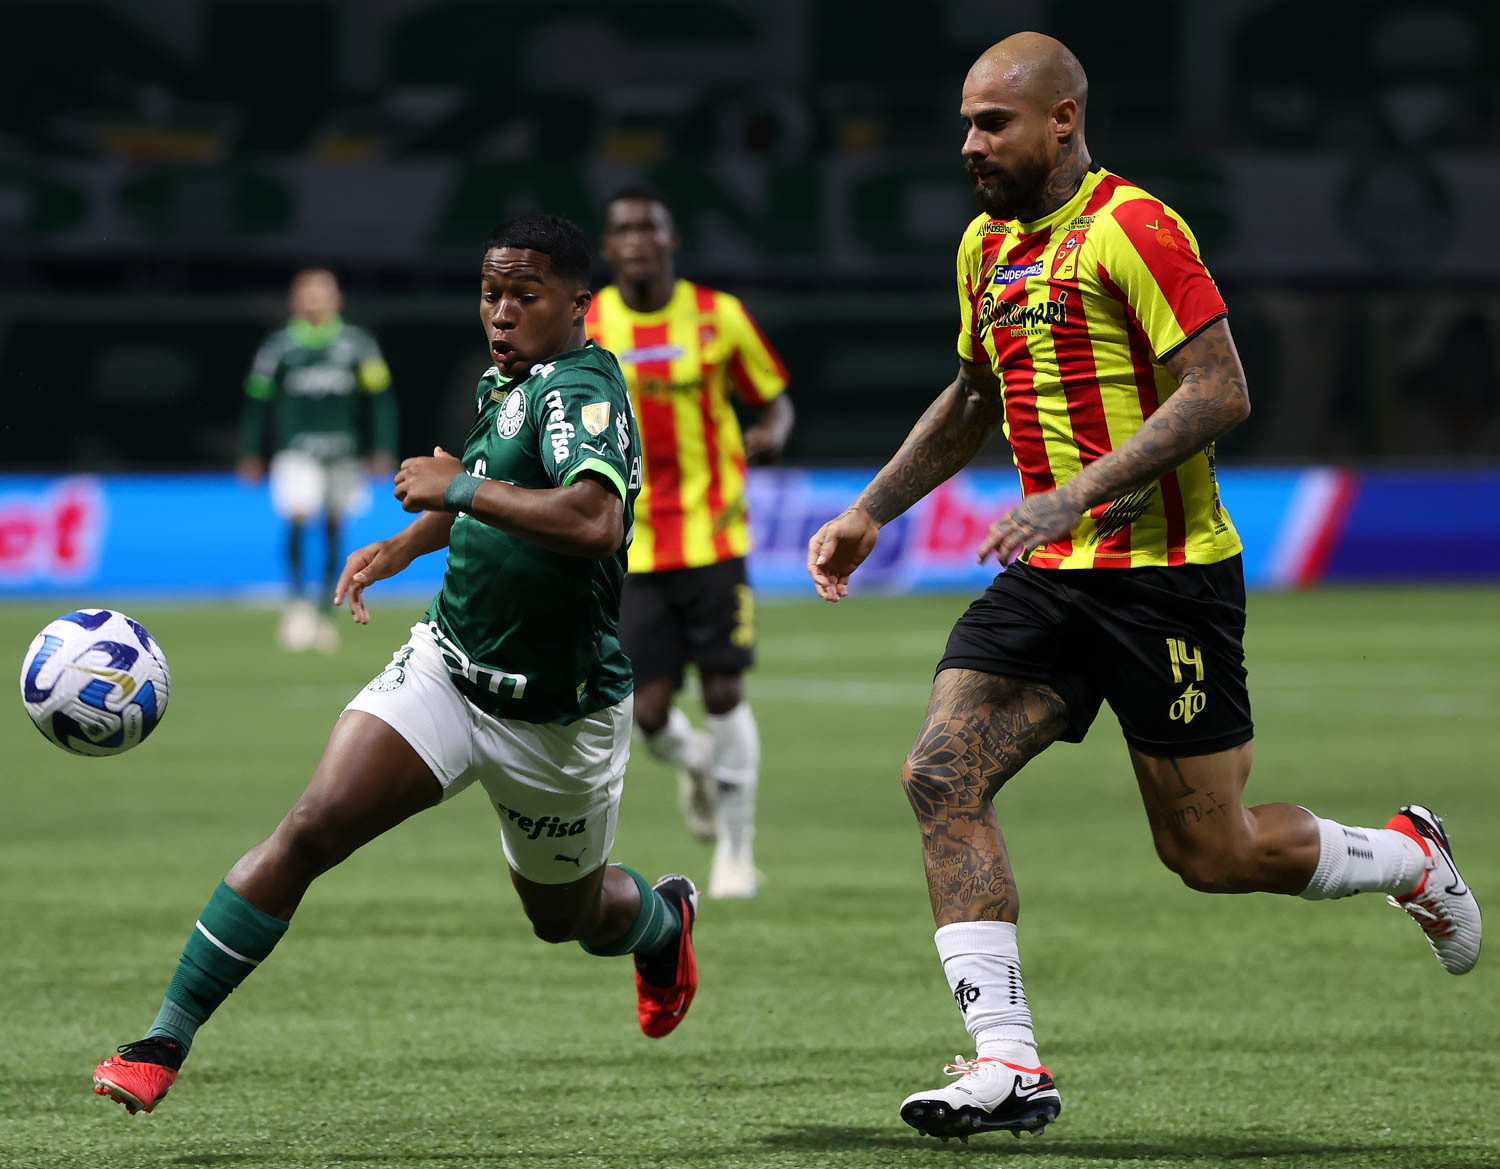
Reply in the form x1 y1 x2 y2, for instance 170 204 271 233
957 166 1241 568
587 280 789 573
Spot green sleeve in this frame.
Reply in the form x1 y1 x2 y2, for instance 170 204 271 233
369 383 399 454
240 373 273 457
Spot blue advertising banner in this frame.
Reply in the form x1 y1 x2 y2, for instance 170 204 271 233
0 468 1494 601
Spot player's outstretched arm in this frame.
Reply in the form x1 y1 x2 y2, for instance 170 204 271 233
978 319 1251 565
806 360 1006 602
335 508 456 625
851 358 1007 524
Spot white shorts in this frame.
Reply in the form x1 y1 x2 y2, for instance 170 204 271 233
269 450 368 519
343 623 631 884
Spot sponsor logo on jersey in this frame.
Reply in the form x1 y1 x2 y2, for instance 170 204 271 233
542 388 574 463
618 344 686 364
530 361 556 378
976 290 1069 336
495 388 527 438
992 261 1043 285
494 800 588 840
580 402 610 436
285 364 356 397
423 621 527 697
976 220 1011 236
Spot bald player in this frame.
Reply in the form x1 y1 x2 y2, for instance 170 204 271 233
808 32 1480 1142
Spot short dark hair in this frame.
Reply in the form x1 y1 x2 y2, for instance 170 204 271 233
484 214 591 286
606 183 671 214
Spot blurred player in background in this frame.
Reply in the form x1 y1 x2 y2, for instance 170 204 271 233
93 216 699 1117
808 32 1481 1143
238 268 397 653
590 186 794 899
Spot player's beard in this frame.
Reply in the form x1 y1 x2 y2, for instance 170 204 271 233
968 148 1052 221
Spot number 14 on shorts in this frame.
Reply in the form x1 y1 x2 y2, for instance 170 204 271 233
1165 637 1207 724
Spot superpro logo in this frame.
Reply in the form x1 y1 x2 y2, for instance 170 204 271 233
494 800 587 840
542 388 573 464
992 261 1042 285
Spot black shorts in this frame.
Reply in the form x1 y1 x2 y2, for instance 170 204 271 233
619 557 756 688
938 556 1254 757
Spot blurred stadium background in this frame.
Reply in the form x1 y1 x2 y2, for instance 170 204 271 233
2 0 1499 600
3 5 1499 1167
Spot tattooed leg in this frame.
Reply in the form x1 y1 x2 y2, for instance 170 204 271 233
902 669 1070 926
1128 742 1319 894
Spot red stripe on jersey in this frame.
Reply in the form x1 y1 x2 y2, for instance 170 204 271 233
1112 197 1227 342
632 322 684 569
969 230 1008 354
1099 261 1187 564
1084 173 1126 214
693 287 734 561
1049 282 1119 567
741 304 789 383
1159 471 1188 566
584 298 601 335
992 230 1069 557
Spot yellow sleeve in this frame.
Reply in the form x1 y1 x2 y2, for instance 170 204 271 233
954 213 990 361
1095 197 1228 362
719 294 788 407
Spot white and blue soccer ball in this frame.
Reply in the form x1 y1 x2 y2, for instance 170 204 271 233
19 609 171 756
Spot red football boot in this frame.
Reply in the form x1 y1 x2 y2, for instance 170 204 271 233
633 874 699 1038
93 1037 184 1115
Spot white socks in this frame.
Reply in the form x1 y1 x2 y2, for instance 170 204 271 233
935 921 1039 1065
644 707 712 774
1298 813 1430 900
708 703 759 859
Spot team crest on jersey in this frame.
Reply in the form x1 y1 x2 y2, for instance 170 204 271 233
365 646 414 693
1051 229 1089 281
496 388 527 438
580 402 610 436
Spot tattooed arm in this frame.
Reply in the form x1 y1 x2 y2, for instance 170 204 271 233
977 318 1251 564
808 359 1007 601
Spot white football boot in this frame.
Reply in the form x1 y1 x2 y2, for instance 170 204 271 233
276 600 317 652
675 729 717 843
707 843 759 900
1385 804 1482 974
900 1055 1060 1142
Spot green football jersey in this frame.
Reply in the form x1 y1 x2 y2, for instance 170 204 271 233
240 315 396 460
425 341 641 725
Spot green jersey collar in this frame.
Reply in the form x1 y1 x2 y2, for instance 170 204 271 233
288 315 345 349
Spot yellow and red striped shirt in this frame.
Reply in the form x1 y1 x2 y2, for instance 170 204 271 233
958 166 1241 568
587 280 788 573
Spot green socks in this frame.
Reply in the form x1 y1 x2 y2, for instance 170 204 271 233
579 866 681 958
144 881 289 1054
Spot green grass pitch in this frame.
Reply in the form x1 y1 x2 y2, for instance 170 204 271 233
2 588 1497 1169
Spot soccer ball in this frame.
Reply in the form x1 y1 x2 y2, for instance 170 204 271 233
19 609 171 756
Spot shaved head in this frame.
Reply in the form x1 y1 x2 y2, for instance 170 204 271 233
968 32 1088 122
960 32 1092 221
